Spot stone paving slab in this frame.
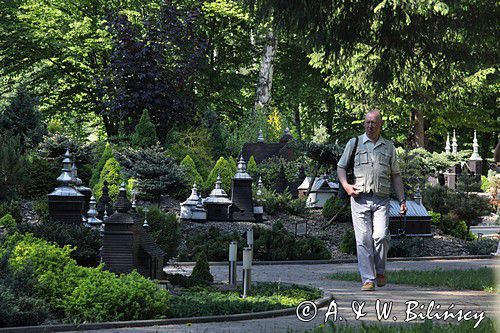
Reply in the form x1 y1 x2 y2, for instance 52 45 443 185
70 258 499 333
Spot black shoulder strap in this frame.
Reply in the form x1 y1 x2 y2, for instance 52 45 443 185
347 136 359 170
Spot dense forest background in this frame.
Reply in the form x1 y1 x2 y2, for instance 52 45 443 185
0 0 498 156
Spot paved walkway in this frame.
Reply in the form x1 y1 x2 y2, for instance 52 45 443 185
75 258 499 333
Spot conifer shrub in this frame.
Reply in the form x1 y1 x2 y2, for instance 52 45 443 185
116 147 188 201
228 156 237 174
32 196 49 223
180 155 203 189
247 155 258 178
253 222 331 260
0 214 17 231
466 239 498 255
137 207 180 260
322 196 351 222
204 157 234 195
36 134 94 184
93 157 122 201
131 109 158 148
182 226 245 261
20 219 102 267
190 251 213 285
339 230 356 255
0 200 22 224
0 131 25 200
19 155 58 198
90 143 114 188
0 84 45 149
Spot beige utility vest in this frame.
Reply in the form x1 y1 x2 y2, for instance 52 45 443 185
353 135 394 197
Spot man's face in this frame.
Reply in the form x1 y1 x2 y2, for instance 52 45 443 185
364 113 382 140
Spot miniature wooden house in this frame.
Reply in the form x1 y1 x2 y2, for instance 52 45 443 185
388 192 432 237
297 176 338 208
101 184 165 279
241 128 295 164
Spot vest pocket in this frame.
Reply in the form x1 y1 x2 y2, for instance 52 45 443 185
378 151 390 165
355 151 368 165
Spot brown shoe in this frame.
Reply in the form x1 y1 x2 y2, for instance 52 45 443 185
376 273 387 287
361 282 375 291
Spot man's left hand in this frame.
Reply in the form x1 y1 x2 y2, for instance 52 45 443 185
399 202 407 215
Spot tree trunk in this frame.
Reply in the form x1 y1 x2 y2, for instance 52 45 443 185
410 108 425 148
101 115 118 138
294 104 302 140
325 97 335 141
253 29 277 116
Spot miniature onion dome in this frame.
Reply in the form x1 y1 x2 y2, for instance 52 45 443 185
452 130 458 155
86 195 102 226
204 175 232 205
445 133 451 155
71 163 83 186
469 130 482 161
114 182 131 213
181 183 200 206
56 148 74 185
257 129 264 143
234 155 252 180
97 181 114 218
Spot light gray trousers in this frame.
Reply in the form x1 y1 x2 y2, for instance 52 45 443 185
350 193 390 283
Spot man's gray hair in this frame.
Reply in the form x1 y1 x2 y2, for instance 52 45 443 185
365 109 382 122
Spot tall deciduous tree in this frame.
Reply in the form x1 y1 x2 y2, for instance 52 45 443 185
100 3 206 138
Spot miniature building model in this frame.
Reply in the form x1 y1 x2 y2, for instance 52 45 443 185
388 188 432 236
204 175 233 221
272 163 288 194
48 149 85 224
241 128 295 164
97 181 114 220
180 184 201 220
101 183 165 279
468 130 483 176
72 163 92 214
85 196 102 228
231 156 255 221
297 175 338 208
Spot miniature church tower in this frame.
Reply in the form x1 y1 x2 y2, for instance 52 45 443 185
48 149 85 224
231 155 255 221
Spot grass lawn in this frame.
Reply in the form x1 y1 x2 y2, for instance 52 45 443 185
169 282 322 318
298 318 496 332
327 267 498 292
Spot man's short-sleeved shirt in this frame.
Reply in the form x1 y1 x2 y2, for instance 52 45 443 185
338 133 400 197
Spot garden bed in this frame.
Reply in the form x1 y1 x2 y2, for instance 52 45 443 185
168 282 322 317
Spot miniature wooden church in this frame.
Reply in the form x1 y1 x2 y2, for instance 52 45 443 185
101 183 165 279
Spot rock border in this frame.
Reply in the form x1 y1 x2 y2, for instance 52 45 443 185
0 291 333 333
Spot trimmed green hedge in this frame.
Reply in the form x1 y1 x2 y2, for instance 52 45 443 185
1 233 171 324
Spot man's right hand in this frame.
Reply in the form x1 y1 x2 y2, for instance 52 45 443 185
345 184 360 197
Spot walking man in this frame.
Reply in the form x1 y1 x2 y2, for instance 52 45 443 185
337 110 407 291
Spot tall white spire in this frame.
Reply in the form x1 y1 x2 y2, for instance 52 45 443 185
469 130 482 161
445 133 451 154
452 130 458 155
